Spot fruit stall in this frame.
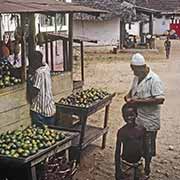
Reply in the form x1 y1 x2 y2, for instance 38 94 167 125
0 0 107 179
55 88 115 163
0 125 78 180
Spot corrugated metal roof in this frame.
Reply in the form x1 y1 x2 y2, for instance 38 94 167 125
0 0 107 14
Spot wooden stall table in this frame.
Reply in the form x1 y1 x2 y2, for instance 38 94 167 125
55 93 115 163
0 130 76 180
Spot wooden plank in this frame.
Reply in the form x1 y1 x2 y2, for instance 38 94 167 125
51 72 73 97
0 118 31 134
30 141 71 166
0 105 30 128
71 125 109 149
0 86 27 113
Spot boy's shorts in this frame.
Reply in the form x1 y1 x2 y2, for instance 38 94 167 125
143 131 157 158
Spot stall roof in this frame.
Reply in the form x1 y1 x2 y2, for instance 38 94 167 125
0 0 107 14
135 5 160 15
48 32 98 44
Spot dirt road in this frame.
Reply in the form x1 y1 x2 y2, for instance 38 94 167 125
74 40 180 180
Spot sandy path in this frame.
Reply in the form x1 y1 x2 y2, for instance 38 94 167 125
74 40 180 180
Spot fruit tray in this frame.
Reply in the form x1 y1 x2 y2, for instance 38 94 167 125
0 129 73 166
56 93 116 115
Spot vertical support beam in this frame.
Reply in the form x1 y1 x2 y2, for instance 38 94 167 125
50 41 54 71
45 41 49 65
149 13 153 36
28 14 36 56
139 22 144 43
0 14 2 40
80 41 84 82
68 13 73 71
20 13 27 82
102 104 110 149
63 40 68 71
120 20 125 49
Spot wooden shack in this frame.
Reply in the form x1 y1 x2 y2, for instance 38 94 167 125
0 0 105 133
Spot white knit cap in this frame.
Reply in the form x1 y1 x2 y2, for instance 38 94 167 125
131 53 145 66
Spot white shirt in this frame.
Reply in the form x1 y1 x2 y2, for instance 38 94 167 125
31 63 56 117
130 70 164 131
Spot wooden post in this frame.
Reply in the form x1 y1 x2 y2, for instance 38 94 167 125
20 13 27 82
149 13 153 36
80 41 84 82
45 41 49 65
0 14 2 40
102 104 110 149
139 22 144 43
63 40 68 71
120 20 125 49
50 41 54 71
68 13 73 72
28 14 36 57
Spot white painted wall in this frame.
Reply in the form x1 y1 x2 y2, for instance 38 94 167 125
126 22 139 36
154 16 171 35
126 16 171 36
73 17 120 46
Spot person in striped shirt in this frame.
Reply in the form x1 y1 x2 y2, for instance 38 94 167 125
124 53 165 176
28 51 56 126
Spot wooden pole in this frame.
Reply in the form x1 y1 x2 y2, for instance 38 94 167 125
80 41 84 82
149 13 153 36
28 14 36 56
68 13 73 71
20 13 27 82
0 14 2 40
139 22 144 43
63 40 68 71
50 41 54 71
120 20 125 49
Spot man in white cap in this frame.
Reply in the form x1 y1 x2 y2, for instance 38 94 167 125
124 53 165 177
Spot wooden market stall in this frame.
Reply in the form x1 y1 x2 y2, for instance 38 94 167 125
0 0 108 179
0 0 105 133
47 32 98 90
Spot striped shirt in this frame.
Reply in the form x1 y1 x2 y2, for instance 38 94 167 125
30 63 56 117
130 70 164 131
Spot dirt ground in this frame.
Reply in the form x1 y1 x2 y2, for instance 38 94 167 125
73 40 180 180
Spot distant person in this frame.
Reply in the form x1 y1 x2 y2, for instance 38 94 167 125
124 53 165 176
27 51 56 126
115 103 145 180
164 37 171 59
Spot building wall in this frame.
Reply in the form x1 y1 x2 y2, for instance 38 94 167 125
73 17 120 46
153 16 170 35
126 16 171 36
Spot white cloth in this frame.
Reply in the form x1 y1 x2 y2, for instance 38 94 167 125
31 63 56 117
130 70 164 131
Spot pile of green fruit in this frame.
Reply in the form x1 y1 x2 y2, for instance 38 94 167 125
0 59 21 88
59 88 110 108
0 125 65 158
50 71 61 76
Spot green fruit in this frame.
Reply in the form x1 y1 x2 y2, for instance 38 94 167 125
13 79 18 84
12 153 19 158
